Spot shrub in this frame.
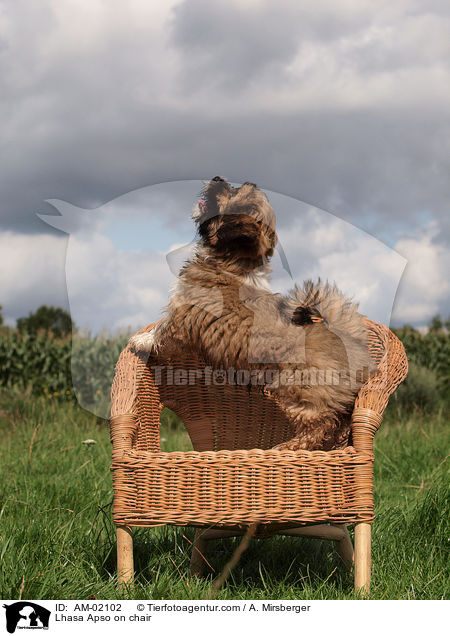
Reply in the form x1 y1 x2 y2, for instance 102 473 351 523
393 361 441 413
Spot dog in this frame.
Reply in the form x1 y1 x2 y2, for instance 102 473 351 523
129 177 374 451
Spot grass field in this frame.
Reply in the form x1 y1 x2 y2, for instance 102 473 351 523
0 388 448 600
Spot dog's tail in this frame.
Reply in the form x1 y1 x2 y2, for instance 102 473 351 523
289 279 367 340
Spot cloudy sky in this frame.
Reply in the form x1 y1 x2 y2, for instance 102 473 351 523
1 0 449 332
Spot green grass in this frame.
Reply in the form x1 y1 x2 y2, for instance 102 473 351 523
0 390 448 600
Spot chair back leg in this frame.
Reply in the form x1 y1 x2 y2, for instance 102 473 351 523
190 529 209 577
354 522 371 594
335 525 354 570
117 526 134 585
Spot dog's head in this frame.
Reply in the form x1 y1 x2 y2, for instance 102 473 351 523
193 177 277 260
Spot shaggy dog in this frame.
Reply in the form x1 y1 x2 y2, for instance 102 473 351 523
130 177 374 451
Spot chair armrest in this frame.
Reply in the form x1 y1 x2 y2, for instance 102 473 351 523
351 320 408 452
110 322 160 457
110 413 139 460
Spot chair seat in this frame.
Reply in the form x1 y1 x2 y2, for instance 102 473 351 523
111 445 374 528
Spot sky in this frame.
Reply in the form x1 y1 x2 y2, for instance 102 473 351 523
0 0 449 332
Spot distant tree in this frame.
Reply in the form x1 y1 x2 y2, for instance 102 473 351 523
428 314 443 333
17 305 73 337
445 317 450 333
401 324 418 335
0 304 3 327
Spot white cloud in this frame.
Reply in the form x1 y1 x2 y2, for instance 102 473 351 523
273 205 406 325
65 232 173 332
0 231 68 324
0 228 173 333
392 225 450 323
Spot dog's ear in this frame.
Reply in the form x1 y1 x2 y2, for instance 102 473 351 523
291 305 325 326
292 306 315 325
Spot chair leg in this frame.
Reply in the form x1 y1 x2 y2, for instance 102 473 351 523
190 529 208 577
354 522 371 594
335 525 354 570
117 526 134 586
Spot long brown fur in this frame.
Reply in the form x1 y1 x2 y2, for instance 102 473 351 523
130 177 375 451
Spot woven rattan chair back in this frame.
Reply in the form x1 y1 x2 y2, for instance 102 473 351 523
144 352 297 452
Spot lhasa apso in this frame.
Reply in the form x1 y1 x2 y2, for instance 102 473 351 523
130 177 374 450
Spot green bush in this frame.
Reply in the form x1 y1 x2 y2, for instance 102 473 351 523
393 361 442 413
393 327 449 397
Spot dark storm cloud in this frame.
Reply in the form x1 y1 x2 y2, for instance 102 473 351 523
169 0 379 91
170 0 300 90
0 0 448 243
2 103 449 242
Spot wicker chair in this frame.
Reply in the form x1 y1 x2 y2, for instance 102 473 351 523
110 318 407 593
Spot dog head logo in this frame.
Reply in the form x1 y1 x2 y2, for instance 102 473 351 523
37 180 405 417
3 602 50 634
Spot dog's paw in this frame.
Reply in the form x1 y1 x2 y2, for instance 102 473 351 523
272 437 306 451
128 331 158 353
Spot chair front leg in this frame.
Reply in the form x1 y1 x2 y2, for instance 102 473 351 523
354 522 371 594
117 526 134 586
